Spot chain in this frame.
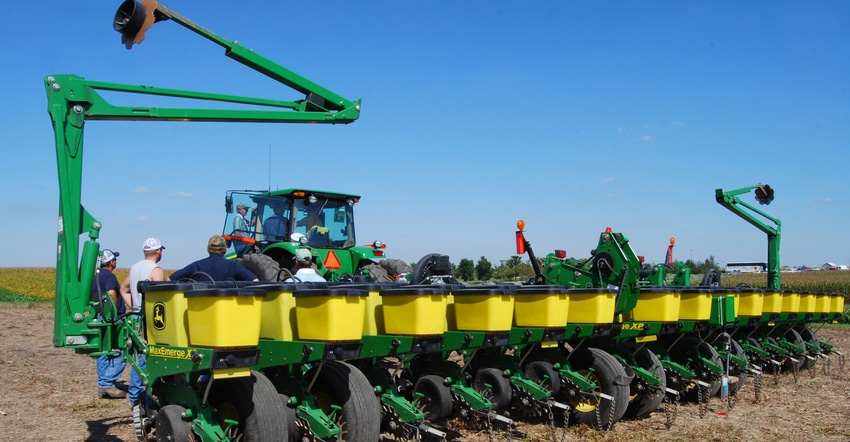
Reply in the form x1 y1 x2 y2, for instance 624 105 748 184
486 412 494 442
753 371 763 404
772 361 780 386
791 358 799 384
822 355 831 377
697 386 709 418
591 393 614 433
663 392 678 429
810 356 817 379
839 353 846 378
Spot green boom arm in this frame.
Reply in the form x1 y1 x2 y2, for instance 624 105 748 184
48 1 361 350
715 184 781 290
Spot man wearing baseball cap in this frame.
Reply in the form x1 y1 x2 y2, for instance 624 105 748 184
119 237 165 411
169 235 258 282
92 248 126 399
232 202 253 256
284 248 326 283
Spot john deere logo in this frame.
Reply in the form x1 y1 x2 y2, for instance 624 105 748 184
152 302 166 331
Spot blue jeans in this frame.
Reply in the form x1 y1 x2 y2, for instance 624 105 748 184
128 353 147 406
96 351 126 389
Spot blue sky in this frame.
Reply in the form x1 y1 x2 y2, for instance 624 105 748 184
2 1 848 270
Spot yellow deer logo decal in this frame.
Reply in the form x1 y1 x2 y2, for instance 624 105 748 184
152 302 166 331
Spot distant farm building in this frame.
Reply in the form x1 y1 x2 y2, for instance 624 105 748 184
822 262 850 270
725 262 767 273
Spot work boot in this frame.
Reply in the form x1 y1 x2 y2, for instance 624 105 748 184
99 387 126 399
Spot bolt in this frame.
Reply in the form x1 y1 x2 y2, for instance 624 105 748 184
52 83 61 91
73 313 83 322
72 105 83 114
47 76 55 83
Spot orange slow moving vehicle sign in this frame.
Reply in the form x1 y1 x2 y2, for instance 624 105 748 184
324 250 341 270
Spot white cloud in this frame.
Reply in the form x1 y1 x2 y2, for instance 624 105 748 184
134 187 158 194
177 192 195 198
617 127 626 132
133 215 149 221
639 135 652 142
670 121 686 126
600 176 614 183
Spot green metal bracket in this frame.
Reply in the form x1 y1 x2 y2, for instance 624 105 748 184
715 184 781 290
558 366 598 392
450 383 493 411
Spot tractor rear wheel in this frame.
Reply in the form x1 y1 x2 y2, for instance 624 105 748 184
239 253 282 281
208 370 288 441
308 361 382 441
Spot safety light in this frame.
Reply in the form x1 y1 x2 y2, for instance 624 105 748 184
637 255 645 263
669 237 676 246
515 232 525 255
605 227 612 233
308 194 318 204
555 250 567 259
516 219 525 231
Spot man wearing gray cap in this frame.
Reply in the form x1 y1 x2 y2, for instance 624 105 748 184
285 248 326 282
232 202 253 256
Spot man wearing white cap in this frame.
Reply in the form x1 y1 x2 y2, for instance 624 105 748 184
285 248 326 282
119 237 165 411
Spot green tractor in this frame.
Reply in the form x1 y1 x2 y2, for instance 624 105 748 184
222 189 410 282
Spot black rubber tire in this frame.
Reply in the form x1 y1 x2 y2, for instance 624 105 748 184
795 326 820 370
410 253 457 285
777 326 806 372
621 343 666 420
413 375 454 421
308 361 381 441
524 360 561 398
765 336 783 374
208 370 288 441
278 394 298 441
670 337 722 401
725 339 749 396
238 253 281 281
472 367 512 411
566 347 630 429
155 404 193 442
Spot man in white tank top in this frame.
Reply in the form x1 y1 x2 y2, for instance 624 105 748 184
119 237 166 413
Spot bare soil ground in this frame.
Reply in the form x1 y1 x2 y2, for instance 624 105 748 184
1 302 848 441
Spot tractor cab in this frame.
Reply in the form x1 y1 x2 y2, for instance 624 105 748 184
223 189 387 281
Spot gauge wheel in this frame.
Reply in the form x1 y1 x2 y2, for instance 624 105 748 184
523 360 561 398
620 343 666 419
154 404 193 442
308 361 381 441
208 370 288 441
725 339 749 396
472 367 512 411
565 347 630 429
413 375 454 421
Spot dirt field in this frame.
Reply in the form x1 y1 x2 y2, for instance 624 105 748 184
1 302 848 441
